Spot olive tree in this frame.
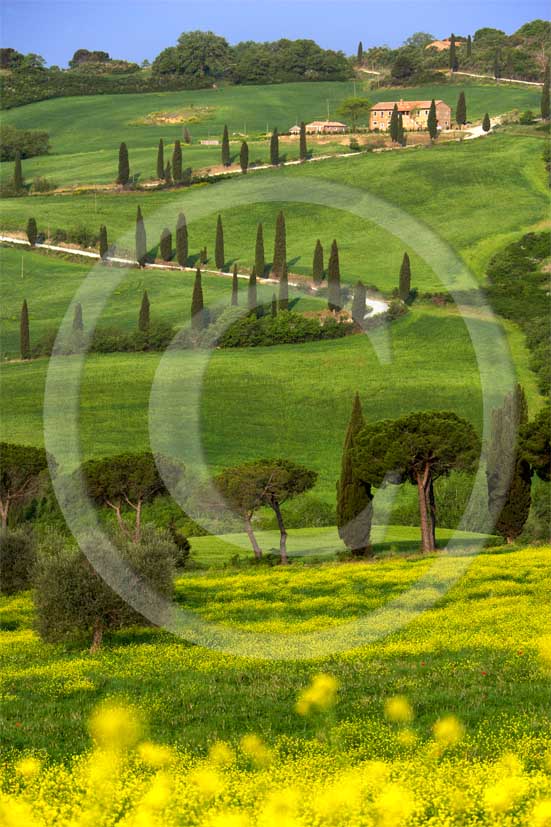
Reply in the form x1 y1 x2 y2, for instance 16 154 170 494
353 411 479 552
33 527 176 652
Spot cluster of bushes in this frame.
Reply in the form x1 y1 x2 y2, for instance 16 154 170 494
212 308 350 348
0 64 210 110
33 321 175 357
152 31 352 85
0 124 49 161
486 231 551 396
363 21 548 84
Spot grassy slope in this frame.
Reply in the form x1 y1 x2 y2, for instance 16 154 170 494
189 525 492 566
0 545 549 762
0 81 540 186
1 133 546 291
0 304 499 494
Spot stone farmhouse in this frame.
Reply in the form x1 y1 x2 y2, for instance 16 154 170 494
289 120 347 135
369 100 452 132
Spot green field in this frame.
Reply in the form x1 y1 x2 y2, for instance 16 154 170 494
189 524 493 566
1 132 547 292
1 543 550 825
0 81 540 187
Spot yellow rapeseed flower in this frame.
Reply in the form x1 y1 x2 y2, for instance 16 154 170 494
259 787 300 827
240 734 273 767
295 673 339 716
432 715 464 748
89 703 141 751
0 796 40 827
483 776 528 813
208 740 235 768
140 771 172 810
533 799 551 827
205 812 251 827
15 756 41 779
137 741 174 768
373 783 416 827
384 695 414 724
189 767 224 799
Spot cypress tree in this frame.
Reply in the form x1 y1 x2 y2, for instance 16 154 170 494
398 252 411 300
248 267 257 315
99 224 108 260
313 239 324 283
449 33 458 72
351 281 366 326
255 223 265 278
271 293 278 318
164 161 172 184
389 104 399 142
221 125 230 167
278 261 289 311
327 239 342 311
336 392 373 556
175 212 188 267
117 142 129 185
231 263 239 306
135 206 147 266
156 138 164 179
487 385 531 543
456 91 467 127
138 290 150 332
270 127 279 166
182 167 192 186
482 112 491 132
172 140 182 182
357 41 364 65
20 299 30 360
494 49 501 80
397 113 406 146
541 62 550 121
191 268 205 332
299 121 308 161
427 99 438 140
13 151 23 191
239 140 249 173
215 214 225 270
26 217 37 247
72 302 83 331
183 127 192 144
467 34 472 58
160 227 172 261
272 211 286 278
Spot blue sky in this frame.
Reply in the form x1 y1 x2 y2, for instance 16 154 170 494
1 0 548 67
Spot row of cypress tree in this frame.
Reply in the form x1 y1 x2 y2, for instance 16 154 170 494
117 141 191 186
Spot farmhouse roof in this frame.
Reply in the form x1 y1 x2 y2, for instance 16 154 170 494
371 100 447 112
306 120 347 128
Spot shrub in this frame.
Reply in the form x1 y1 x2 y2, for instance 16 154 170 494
0 124 49 160
0 529 35 595
215 309 349 348
31 176 57 193
33 526 176 651
519 110 535 124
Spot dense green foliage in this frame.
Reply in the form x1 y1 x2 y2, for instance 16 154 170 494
0 124 49 161
0 442 48 533
0 528 35 594
486 385 532 542
486 231 551 396
215 309 349 348
354 411 480 551
33 527 175 650
336 393 373 555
